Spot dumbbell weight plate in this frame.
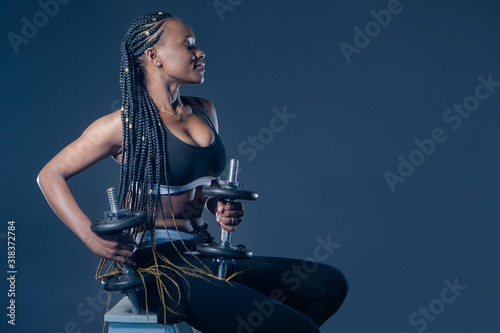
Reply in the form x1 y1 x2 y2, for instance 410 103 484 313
102 271 155 292
91 211 147 235
197 242 253 259
202 187 258 201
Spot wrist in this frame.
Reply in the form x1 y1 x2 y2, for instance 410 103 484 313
204 197 216 215
79 224 95 245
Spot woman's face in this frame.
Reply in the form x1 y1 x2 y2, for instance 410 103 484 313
154 19 206 85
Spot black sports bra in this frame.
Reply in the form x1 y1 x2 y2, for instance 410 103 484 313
153 97 227 195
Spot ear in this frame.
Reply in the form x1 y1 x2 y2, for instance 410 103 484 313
144 47 161 66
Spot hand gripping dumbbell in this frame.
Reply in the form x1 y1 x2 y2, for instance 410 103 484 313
197 159 258 279
91 187 154 314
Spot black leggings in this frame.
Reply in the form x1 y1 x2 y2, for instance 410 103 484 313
140 253 348 333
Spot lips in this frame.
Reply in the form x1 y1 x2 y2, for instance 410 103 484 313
194 62 205 71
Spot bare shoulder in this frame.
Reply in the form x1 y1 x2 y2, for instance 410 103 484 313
184 96 219 132
88 109 122 132
40 110 123 180
71 110 123 160
82 110 123 146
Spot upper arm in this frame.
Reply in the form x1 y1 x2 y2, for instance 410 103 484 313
41 110 123 180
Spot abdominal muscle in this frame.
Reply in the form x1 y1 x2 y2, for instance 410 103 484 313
149 186 210 233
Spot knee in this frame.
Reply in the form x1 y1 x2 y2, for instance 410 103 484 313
319 264 348 303
333 266 348 296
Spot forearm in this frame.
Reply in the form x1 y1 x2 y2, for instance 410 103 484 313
37 166 93 244
205 178 221 216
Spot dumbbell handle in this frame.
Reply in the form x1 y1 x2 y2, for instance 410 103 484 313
106 187 136 270
102 187 142 314
220 200 233 248
218 159 238 279
220 159 239 247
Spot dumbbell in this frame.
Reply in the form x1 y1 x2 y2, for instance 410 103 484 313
197 159 258 279
91 187 154 314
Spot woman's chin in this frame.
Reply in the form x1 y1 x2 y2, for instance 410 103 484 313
192 77 205 85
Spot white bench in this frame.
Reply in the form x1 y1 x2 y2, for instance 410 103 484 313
105 297 200 333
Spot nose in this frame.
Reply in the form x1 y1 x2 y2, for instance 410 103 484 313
196 49 205 61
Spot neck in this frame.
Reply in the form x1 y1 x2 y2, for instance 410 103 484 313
145 75 181 111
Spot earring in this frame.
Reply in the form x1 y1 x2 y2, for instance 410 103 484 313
157 62 162 66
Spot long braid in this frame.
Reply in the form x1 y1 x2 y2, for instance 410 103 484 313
118 12 173 216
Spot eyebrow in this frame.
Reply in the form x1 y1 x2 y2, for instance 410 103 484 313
182 34 196 42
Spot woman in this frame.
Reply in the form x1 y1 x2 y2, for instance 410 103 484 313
38 12 347 333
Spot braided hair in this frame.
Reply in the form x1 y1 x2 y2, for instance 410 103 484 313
97 13 242 324
117 11 175 225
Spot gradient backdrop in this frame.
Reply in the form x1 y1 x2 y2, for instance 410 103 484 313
1 0 499 332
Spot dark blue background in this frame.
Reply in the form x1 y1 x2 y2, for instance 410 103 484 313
1 0 499 332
